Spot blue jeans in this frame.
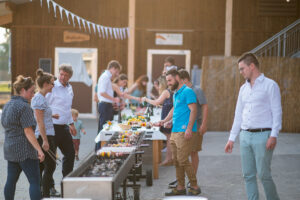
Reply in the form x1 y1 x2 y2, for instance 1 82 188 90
4 159 41 200
240 130 280 200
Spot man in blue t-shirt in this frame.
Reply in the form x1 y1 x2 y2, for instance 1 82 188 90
159 69 201 196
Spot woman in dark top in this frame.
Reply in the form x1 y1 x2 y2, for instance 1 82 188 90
142 75 173 165
1 75 45 200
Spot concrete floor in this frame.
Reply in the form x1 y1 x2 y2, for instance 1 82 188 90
1 118 300 200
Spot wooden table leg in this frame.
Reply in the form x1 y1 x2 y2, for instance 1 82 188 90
153 140 160 179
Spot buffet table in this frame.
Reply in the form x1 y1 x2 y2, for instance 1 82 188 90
95 108 166 179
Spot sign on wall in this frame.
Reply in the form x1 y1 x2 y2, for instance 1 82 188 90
63 31 90 43
155 33 183 45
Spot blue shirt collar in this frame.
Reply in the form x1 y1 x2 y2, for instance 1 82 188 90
175 84 186 95
12 95 28 103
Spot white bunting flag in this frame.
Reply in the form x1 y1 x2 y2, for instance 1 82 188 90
76 16 81 29
46 0 50 13
123 28 127 39
127 28 130 38
92 23 96 34
86 21 91 33
109 27 113 39
40 0 43 7
101 26 105 38
104 27 109 39
58 6 64 21
97 25 101 37
52 1 57 18
71 13 76 27
65 10 70 24
113 28 117 39
82 19 86 32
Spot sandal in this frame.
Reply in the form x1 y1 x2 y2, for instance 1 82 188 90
165 188 186 196
188 187 201 196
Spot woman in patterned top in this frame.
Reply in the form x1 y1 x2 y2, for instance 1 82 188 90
31 69 57 198
1 75 45 200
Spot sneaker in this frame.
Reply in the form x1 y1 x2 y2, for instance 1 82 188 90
168 180 177 189
49 187 60 197
165 188 186 196
188 187 201 196
75 155 79 161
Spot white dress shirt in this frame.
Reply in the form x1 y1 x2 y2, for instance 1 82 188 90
229 74 282 142
46 80 74 125
97 70 114 103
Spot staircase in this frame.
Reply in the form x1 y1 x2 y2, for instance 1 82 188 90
251 18 300 58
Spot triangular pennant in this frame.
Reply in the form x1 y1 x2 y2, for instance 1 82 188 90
109 27 113 39
97 25 101 38
86 21 91 33
100 26 105 39
65 10 70 24
119 28 123 40
40 0 43 7
71 13 76 27
123 28 127 39
52 1 57 18
113 28 117 39
46 0 50 13
92 23 96 34
127 27 130 38
76 16 81 29
104 27 109 39
82 19 86 31
58 6 64 21
116 28 121 40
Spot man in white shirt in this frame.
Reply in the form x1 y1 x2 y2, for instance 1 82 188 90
225 53 282 200
46 64 77 196
96 60 121 149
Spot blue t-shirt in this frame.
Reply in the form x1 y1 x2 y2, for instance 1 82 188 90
72 120 84 139
172 84 197 132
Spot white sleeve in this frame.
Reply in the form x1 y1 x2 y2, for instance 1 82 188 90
269 82 282 138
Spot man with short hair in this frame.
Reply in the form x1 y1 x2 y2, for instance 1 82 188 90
46 64 77 195
225 52 282 200
159 69 201 196
96 60 121 150
179 69 208 187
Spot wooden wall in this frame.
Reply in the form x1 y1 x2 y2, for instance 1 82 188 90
11 0 128 82
201 56 300 133
9 0 300 83
231 0 300 56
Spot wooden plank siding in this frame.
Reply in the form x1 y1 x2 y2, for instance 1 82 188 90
201 56 300 133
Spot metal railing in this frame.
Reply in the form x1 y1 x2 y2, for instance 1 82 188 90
251 18 300 57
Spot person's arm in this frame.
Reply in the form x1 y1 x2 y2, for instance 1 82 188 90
34 109 49 151
24 127 45 162
266 82 282 150
112 83 140 102
126 83 138 94
185 103 197 139
199 104 208 135
143 90 169 106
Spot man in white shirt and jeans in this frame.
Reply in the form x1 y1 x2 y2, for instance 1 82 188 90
225 52 282 200
96 60 121 150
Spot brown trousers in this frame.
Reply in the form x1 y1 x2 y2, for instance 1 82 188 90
170 132 197 187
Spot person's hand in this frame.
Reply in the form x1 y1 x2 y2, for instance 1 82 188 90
142 97 147 103
184 128 192 140
52 114 59 119
113 97 120 103
266 137 277 150
42 140 49 151
138 97 143 103
83 131 87 135
69 124 77 136
38 150 45 163
225 140 234 153
198 124 207 136
112 103 118 110
164 120 172 128
153 121 164 127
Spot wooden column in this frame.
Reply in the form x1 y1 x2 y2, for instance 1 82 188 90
127 0 136 86
225 0 233 57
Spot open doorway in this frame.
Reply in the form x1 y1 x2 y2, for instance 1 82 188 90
55 47 98 118
146 49 191 96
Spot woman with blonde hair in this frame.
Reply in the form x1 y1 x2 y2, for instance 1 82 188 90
142 75 173 165
1 75 44 200
31 69 57 198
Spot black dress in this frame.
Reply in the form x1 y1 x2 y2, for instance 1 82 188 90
160 89 173 134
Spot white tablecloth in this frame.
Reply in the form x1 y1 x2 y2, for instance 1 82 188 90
94 108 166 143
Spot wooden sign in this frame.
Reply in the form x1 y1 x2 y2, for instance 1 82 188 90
63 31 90 43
